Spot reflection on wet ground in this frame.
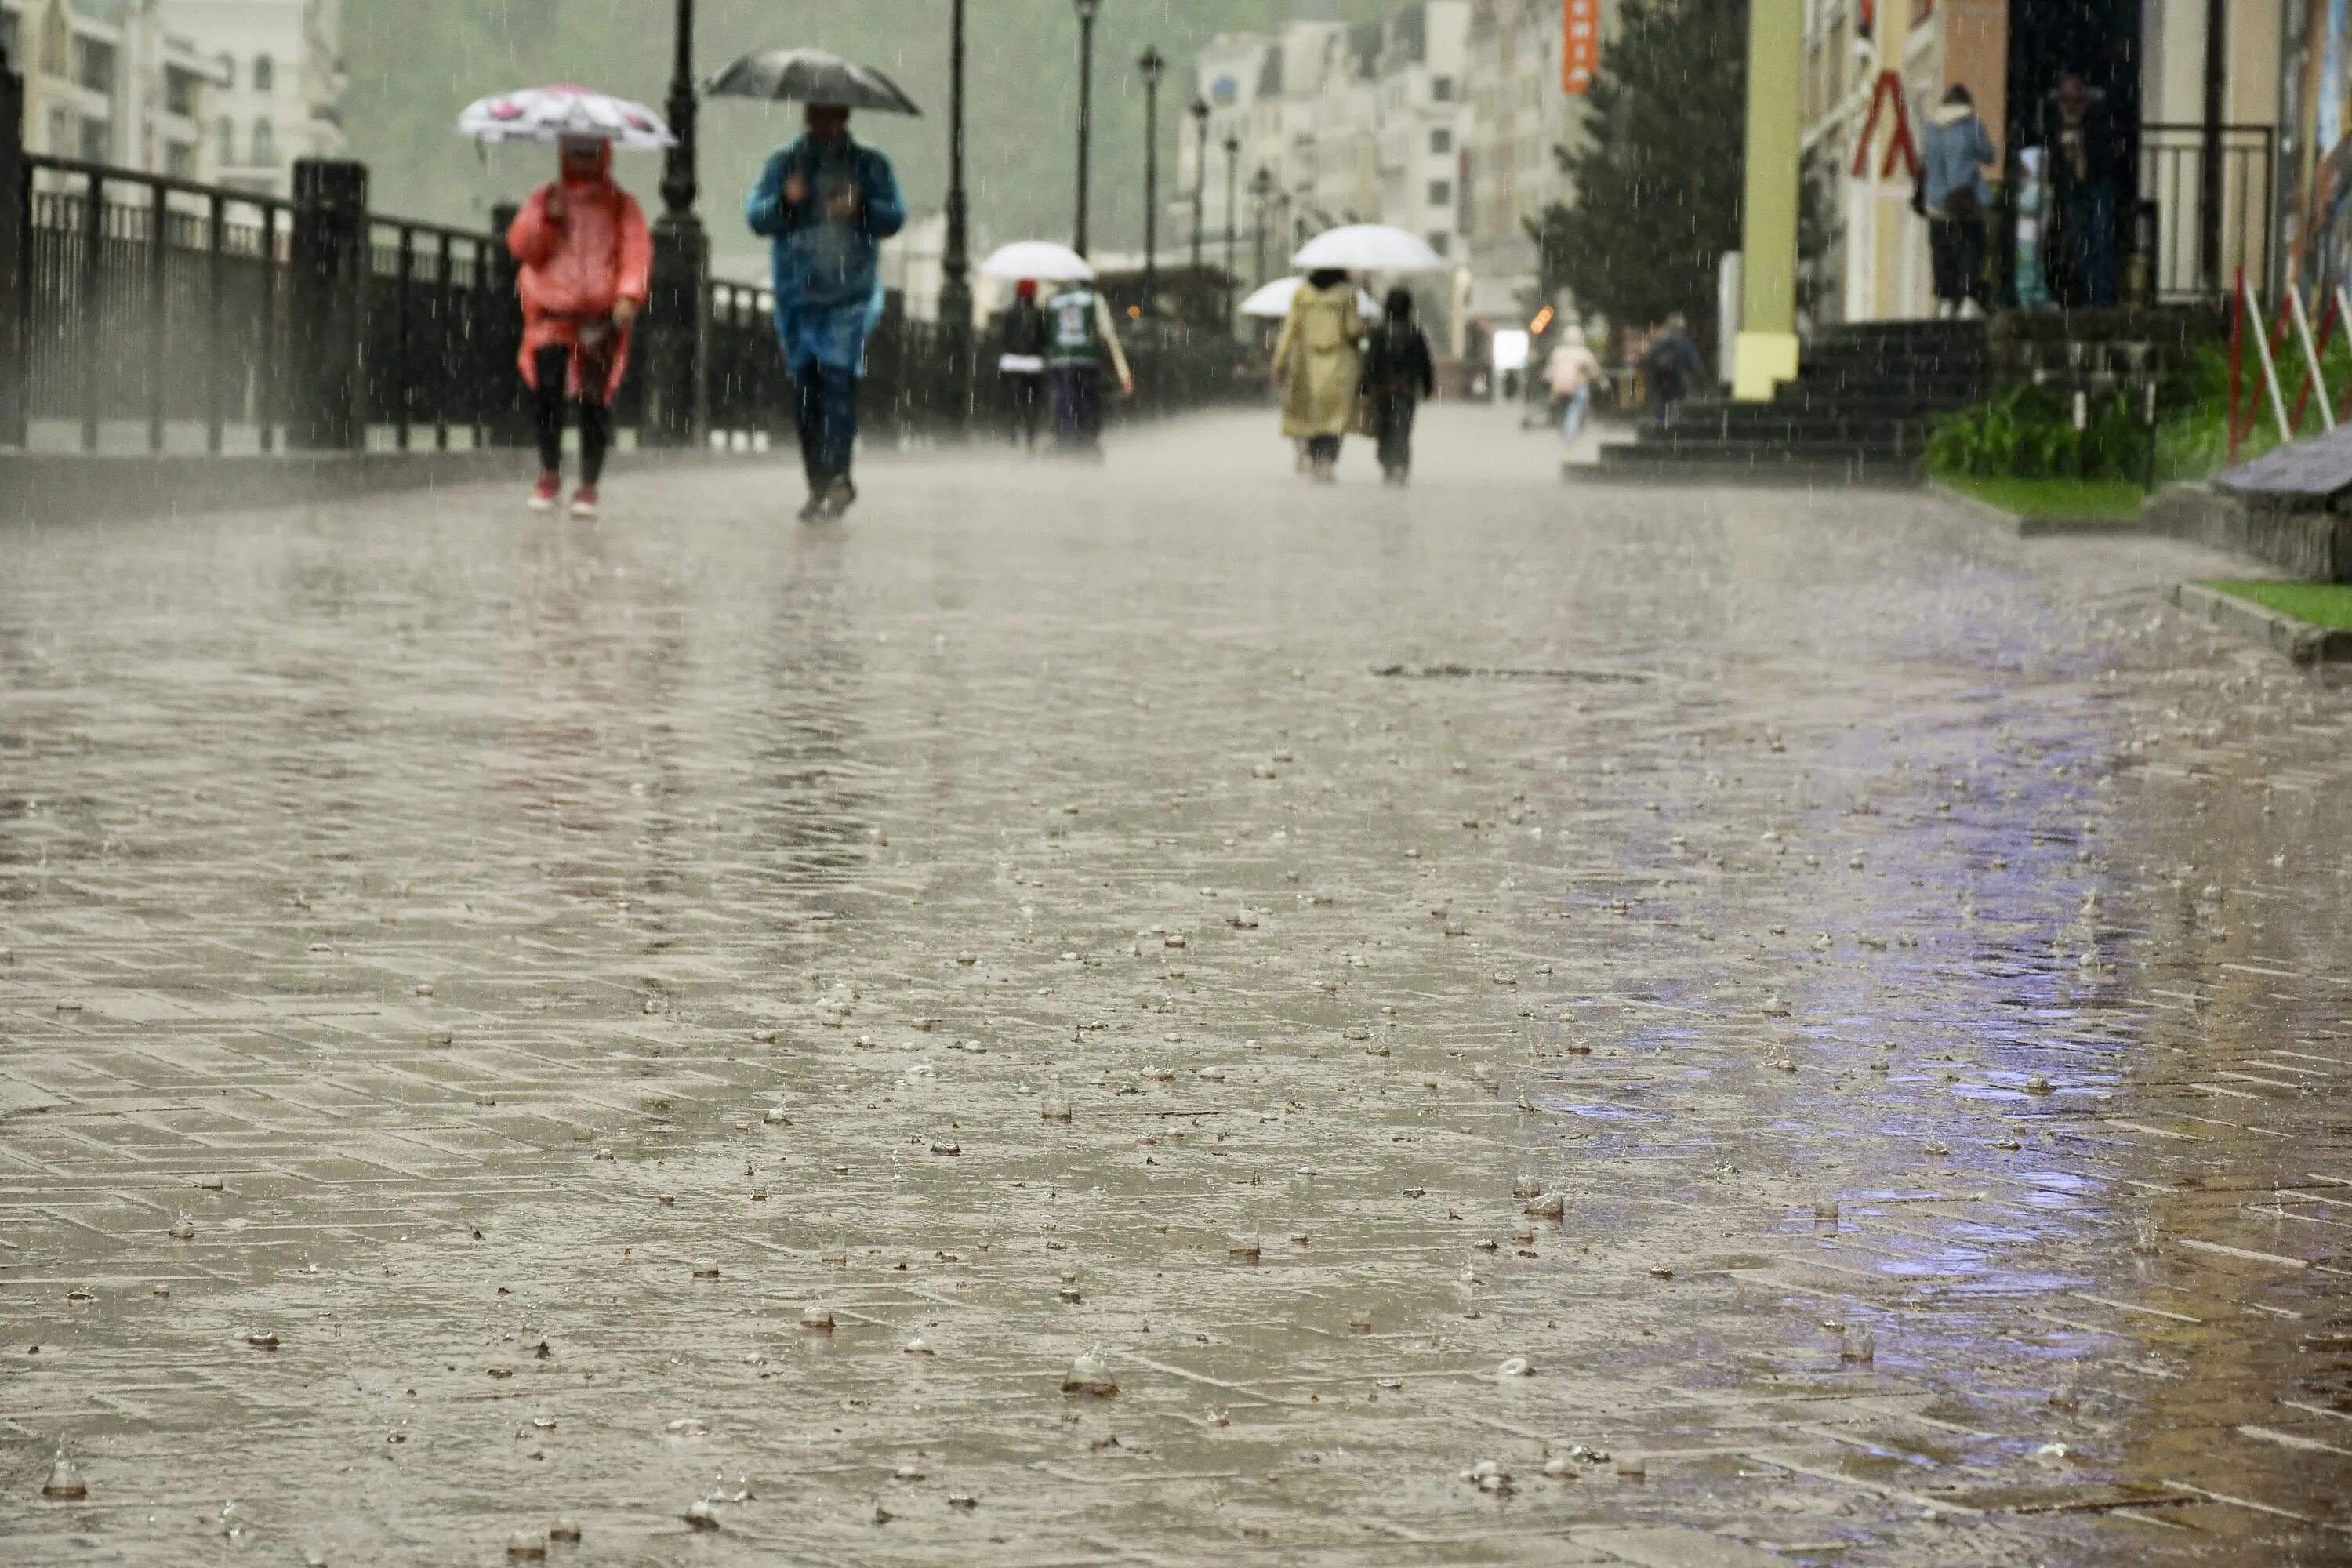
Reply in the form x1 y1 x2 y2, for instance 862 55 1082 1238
2 408 2348 1565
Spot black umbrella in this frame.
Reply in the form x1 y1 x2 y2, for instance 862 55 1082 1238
703 48 922 115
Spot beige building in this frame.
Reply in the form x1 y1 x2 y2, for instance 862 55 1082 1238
3 0 220 179
1802 0 2278 321
158 0 344 197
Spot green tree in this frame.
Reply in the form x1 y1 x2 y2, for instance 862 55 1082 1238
1528 0 1748 345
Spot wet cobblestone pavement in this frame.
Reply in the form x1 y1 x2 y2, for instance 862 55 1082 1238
5 408 2352 1566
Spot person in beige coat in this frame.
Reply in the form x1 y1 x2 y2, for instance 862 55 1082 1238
1272 269 1363 481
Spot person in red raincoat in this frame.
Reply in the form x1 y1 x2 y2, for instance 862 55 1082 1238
506 133 652 517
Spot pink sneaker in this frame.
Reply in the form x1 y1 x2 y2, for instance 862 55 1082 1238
528 471 561 511
568 484 598 519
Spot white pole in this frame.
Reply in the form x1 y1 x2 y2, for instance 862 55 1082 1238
2288 282 2335 430
2243 284 2295 444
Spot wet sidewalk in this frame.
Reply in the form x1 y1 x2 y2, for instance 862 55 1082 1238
3 408 2349 1566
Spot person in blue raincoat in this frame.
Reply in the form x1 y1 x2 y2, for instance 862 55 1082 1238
746 103 907 521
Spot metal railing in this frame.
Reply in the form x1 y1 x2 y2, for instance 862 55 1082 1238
10 148 1250 458
21 154 293 452
2140 123 2275 306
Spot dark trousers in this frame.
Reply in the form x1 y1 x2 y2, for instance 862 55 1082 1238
1373 390 1417 474
1305 434 1341 464
1005 372 1044 447
1929 215 1985 305
2057 181 2119 308
1648 381 1684 430
793 363 858 491
532 345 611 485
1051 365 1101 448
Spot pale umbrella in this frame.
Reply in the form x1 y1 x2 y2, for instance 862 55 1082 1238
1290 223 1447 273
455 85 676 149
705 48 923 114
978 241 1096 283
1240 275 1381 319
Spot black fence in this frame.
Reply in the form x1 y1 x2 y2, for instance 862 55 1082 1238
3 146 1251 456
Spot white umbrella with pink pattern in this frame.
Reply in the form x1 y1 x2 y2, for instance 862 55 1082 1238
455 85 677 151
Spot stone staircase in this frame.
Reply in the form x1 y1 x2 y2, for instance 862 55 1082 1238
1581 319 1992 486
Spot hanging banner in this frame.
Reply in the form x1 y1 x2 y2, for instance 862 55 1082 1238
1563 0 1600 95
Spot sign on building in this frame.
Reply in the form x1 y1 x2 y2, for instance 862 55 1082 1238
1563 0 1600 95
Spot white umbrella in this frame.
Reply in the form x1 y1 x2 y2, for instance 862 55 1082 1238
1290 223 1446 273
456 85 676 149
978 241 1095 283
1240 275 1382 320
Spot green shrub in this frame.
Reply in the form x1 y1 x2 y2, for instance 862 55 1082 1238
1926 383 2151 481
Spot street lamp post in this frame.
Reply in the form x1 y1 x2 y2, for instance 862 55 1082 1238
647 0 707 445
1138 45 1165 316
1221 133 1239 323
939 0 973 423
1250 165 1272 288
1073 0 1102 256
1188 97 1209 285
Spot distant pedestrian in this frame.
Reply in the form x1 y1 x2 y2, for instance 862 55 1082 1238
997 279 1050 448
1919 85 1996 318
2041 71 2124 308
1545 325 1601 445
1641 314 1701 430
507 133 652 518
1361 286 1434 485
746 101 908 521
1043 277 1133 454
1272 268 1363 481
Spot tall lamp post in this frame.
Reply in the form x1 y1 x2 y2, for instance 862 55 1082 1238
939 0 973 425
648 0 708 445
1221 133 1240 324
1250 165 1273 288
1137 45 1165 316
1073 0 1102 256
1188 97 1209 285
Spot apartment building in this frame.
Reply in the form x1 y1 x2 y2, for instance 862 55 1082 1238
158 0 343 197
3 0 219 178
1375 1 1472 263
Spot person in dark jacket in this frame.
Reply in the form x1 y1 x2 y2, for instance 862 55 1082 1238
1362 287 1435 484
997 280 1050 448
1641 314 1701 430
2041 71 2125 308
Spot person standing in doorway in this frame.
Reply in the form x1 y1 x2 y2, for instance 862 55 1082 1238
1545 324 1602 445
1043 277 1134 454
1361 287 1434 485
998 279 1051 448
1920 85 1996 318
1272 269 1363 481
507 133 652 518
746 102 908 521
2042 71 2125 308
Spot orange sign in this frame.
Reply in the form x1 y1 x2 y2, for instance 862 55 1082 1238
1563 0 1600 95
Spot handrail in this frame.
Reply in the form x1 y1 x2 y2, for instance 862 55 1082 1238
24 151 295 212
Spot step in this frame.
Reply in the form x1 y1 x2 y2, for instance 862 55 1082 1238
1577 448 1925 488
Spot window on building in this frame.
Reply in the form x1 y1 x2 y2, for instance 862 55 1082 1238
166 141 197 179
78 116 111 163
0 13 16 62
1428 180 1452 207
1427 232 1450 257
251 118 276 165
253 53 274 93
1430 75 1454 101
167 67 201 118
74 35 115 95
217 115 235 165
46 107 71 155
1430 128 1452 154
218 52 234 89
